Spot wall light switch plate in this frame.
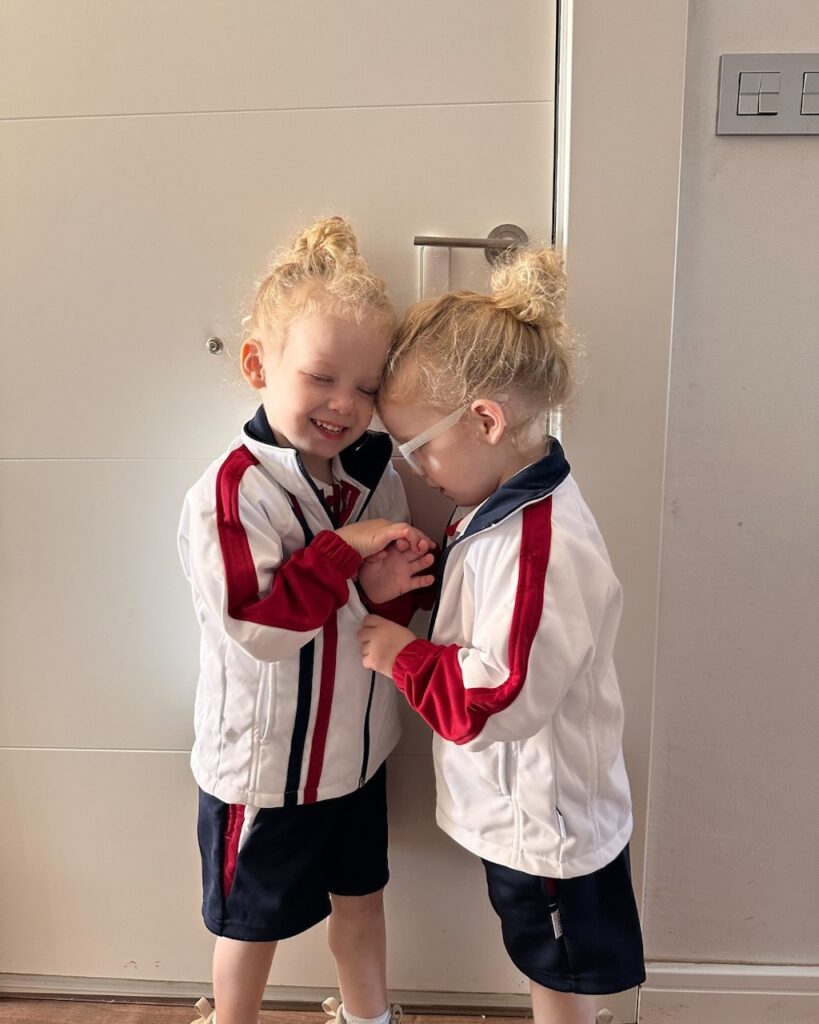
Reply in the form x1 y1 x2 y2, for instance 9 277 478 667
717 53 819 135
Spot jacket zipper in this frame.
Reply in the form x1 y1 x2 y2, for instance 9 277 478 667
295 453 341 528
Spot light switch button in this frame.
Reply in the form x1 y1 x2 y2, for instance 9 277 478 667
801 94 819 115
760 72 781 93
739 72 762 94
758 92 779 114
737 93 759 115
803 72 819 94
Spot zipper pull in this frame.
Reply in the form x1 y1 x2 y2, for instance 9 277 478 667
550 905 563 939
556 807 567 840
545 878 563 939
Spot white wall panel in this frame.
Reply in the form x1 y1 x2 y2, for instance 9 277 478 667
0 103 553 460
2 0 560 1002
0 750 212 980
0 460 207 750
0 1 554 119
0 750 524 994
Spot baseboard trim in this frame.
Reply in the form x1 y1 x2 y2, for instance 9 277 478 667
640 962 819 1024
645 961 819 992
0 973 532 1015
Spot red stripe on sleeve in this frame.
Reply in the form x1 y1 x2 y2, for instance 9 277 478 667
392 497 553 744
302 613 338 804
215 447 362 632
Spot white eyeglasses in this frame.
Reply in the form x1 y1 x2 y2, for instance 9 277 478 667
396 408 465 474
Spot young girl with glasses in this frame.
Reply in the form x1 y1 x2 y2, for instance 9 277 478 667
359 247 645 1024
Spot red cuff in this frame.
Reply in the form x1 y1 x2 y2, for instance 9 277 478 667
312 530 363 578
392 638 448 693
391 638 483 743
360 590 416 625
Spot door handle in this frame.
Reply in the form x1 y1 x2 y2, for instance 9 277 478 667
414 223 529 264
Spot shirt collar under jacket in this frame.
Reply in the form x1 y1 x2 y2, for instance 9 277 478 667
452 438 571 542
242 404 394 495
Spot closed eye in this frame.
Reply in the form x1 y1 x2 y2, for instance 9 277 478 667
308 373 334 384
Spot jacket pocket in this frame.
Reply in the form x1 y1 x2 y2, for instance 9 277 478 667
498 743 512 797
550 729 567 840
258 665 276 742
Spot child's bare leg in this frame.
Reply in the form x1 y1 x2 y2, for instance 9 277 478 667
212 936 277 1024
530 980 599 1024
327 890 388 1018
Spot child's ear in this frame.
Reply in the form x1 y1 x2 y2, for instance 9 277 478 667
470 398 507 445
241 339 266 390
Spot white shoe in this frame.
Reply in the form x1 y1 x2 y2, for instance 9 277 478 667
191 998 215 1024
322 998 344 1024
191 997 264 1024
321 996 403 1024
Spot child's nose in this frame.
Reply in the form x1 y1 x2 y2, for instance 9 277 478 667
327 390 355 414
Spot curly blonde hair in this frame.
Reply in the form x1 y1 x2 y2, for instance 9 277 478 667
250 216 395 341
384 247 575 426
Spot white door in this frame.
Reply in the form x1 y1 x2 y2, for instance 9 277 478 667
0 3 655 1020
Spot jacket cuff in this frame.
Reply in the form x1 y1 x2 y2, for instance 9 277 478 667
359 589 415 626
392 638 439 691
312 529 363 578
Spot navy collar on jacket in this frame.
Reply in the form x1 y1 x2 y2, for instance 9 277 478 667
244 405 394 491
461 438 571 540
426 439 570 639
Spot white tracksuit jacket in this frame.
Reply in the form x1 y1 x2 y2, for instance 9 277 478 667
178 406 408 808
392 440 633 878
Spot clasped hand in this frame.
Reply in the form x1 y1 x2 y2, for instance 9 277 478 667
337 519 436 605
335 519 433 677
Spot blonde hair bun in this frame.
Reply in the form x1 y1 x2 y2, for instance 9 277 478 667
250 216 394 335
384 243 574 419
490 247 566 331
291 216 361 272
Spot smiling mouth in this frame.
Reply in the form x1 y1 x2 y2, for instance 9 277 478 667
311 418 348 440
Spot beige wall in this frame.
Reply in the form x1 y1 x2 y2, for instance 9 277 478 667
641 1 819 1019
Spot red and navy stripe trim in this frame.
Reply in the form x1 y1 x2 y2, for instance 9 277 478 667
222 803 245 898
215 447 353 805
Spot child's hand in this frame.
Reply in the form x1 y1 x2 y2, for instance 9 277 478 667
358 614 416 678
336 519 432 560
359 540 435 605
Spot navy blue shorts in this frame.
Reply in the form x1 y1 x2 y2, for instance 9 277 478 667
197 764 389 941
482 846 646 995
